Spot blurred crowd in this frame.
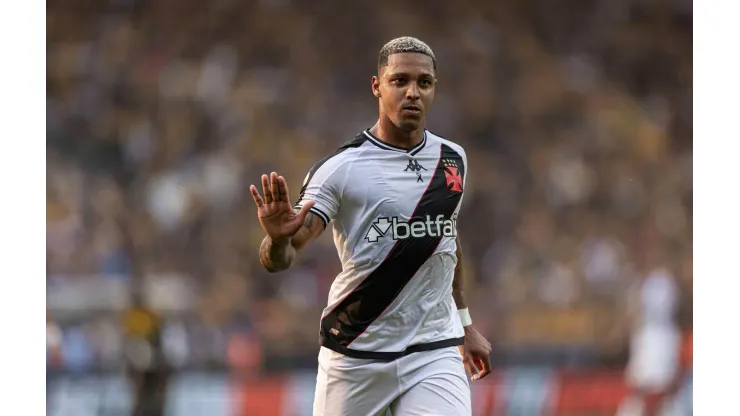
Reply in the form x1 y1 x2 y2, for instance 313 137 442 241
46 0 692 375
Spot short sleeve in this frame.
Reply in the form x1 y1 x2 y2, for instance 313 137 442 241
294 157 346 227
458 146 469 209
460 147 468 190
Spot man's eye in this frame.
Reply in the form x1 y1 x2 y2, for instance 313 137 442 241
392 78 406 85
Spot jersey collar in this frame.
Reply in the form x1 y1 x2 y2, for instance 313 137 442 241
363 129 427 156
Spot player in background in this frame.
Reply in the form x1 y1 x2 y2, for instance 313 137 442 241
249 37 491 416
616 260 682 416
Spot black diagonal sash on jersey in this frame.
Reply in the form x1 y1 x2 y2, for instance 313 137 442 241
320 144 465 358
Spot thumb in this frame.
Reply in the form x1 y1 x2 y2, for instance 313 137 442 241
464 355 481 381
296 200 316 223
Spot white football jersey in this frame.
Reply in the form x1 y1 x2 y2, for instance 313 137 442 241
639 268 679 329
295 129 468 360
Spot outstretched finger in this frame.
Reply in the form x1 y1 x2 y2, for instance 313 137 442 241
270 172 281 202
261 174 273 204
250 185 265 208
278 176 291 203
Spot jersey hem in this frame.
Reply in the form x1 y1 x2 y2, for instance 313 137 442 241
319 335 464 361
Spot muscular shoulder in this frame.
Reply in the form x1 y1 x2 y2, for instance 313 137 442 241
425 130 467 160
303 135 367 183
295 133 370 222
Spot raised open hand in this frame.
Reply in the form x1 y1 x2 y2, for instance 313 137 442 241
250 172 315 242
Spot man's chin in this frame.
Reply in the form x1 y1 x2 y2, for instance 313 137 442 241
397 119 422 132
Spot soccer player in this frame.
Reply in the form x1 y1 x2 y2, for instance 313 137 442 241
250 37 491 416
617 265 682 416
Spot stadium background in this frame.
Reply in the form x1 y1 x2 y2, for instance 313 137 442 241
46 0 692 415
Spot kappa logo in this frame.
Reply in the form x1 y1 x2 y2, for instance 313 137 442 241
404 160 427 172
443 158 463 193
404 159 427 183
365 214 458 242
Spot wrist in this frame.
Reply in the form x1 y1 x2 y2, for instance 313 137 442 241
269 235 292 247
458 307 473 327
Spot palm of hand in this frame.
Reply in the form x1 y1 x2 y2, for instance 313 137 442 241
258 200 303 240
250 172 315 241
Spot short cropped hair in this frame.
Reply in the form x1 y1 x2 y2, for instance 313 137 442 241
377 36 436 72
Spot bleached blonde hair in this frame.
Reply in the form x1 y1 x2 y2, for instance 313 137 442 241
378 36 436 71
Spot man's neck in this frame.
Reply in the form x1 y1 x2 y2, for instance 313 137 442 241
370 117 424 150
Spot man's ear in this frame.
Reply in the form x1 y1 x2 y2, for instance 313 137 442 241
371 76 381 98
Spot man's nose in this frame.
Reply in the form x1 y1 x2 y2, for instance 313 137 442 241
406 84 420 100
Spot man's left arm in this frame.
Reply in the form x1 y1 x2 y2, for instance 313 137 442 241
453 238 492 380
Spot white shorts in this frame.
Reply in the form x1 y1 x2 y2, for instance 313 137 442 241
626 326 681 393
313 346 471 416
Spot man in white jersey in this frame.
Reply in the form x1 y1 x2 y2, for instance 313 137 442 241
617 266 682 416
249 37 492 416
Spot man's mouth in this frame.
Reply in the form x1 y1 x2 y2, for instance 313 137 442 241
402 105 422 113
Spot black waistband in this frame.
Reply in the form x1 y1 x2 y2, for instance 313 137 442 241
320 335 465 361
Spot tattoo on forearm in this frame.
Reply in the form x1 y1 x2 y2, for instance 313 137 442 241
259 236 294 272
259 238 273 269
303 212 314 230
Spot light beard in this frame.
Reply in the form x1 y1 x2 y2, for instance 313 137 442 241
396 118 422 132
